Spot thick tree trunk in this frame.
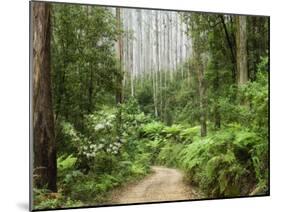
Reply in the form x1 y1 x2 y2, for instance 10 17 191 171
236 16 248 85
32 2 57 192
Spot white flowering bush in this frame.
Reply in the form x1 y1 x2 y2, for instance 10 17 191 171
73 100 152 173
52 99 157 206
71 110 123 173
57 99 153 175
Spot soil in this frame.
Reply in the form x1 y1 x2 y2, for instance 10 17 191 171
110 166 200 204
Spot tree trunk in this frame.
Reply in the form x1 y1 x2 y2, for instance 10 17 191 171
115 8 123 142
214 68 221 129
220 15 237 83
214 106 221 129
175 14 178 71
236 16 248 85
155 11 159 117
32 2 57 192
88 65 94 112
180 18 184 78
116 8 123 103
195 53 207 137
129 10 134 97
87 7 94 112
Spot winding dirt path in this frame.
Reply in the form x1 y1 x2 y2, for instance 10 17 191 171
110 166 200 204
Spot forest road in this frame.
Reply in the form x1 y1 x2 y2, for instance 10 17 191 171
110 166 200 204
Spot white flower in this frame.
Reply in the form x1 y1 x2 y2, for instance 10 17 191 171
95 123 105 131
105 122 111 126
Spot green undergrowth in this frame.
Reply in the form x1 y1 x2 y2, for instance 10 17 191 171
34 82 268 209
139 122 268 198
33 99 154 210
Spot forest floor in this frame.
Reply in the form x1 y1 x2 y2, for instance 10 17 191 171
109 166 201 204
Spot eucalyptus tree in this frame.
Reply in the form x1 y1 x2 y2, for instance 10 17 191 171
183 13 209 136
116 7 123 104
236 16 248 85
32 2 57 191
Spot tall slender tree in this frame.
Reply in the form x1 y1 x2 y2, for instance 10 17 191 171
116 8 123 103
236 16 248 85
129 10 135 97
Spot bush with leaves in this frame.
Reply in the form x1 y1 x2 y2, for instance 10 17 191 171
55 120 83 157
153 123 268 197
33 187 83 210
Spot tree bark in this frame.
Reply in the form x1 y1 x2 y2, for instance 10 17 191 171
236 16 248 85
180 18 184 78
155 11 159 117
87 7 94 112
214 68 221 129
116 8 123 103
129 10 134 97
115 8 123 142
32 2 57 192
194 52 207 137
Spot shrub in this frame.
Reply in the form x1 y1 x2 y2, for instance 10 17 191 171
33 188 83 210
139 121 164 139
56 120 83 156
155 124 268 197
180 126 200 143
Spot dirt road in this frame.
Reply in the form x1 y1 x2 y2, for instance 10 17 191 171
110 166 200 204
